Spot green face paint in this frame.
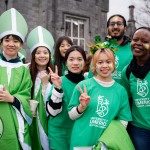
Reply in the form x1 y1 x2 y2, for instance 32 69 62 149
80 63 83 68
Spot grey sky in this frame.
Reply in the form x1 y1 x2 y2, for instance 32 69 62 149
107 0 147 27
107 0 132 21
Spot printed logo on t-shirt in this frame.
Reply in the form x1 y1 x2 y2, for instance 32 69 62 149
137 79 149 97
135 79 150 107
115 56 119 69
89 95 109 128
96 95 109 117
0 118 3 139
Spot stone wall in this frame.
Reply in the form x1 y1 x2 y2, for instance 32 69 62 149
0 0 109 62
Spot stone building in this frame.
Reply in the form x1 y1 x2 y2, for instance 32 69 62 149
0 0 136 62
0 0 109 61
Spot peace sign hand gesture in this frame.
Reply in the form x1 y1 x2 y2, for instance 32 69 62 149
77 85 90 113
48 66 62 89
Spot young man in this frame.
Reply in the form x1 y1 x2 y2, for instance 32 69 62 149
107 14 133 84
0 8 32 150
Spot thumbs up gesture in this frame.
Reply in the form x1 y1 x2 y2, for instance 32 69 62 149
0 85 14 103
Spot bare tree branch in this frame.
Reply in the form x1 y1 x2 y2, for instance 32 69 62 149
131 0 150 27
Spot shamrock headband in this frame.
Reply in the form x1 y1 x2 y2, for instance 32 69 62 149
87 35 118 56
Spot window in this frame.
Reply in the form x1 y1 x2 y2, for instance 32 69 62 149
65 17 86 49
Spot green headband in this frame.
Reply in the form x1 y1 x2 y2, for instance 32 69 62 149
87 35 118 56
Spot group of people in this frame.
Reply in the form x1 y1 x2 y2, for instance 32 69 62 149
0 7 149 150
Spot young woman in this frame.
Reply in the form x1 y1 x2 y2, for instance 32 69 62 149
121 27 150 150
0 8 32 149
68 48 132 149
27 26 54 150
46 45 86 150
53 36 73 76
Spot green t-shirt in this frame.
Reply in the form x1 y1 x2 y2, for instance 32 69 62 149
48 76 81 150
111 42 133 84
68 77 132 149
121 66 150 130
48 76 77 129
88 43 133 84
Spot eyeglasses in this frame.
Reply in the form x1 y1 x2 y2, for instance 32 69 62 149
109 22 124 27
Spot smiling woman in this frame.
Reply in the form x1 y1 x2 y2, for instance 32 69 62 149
27 26 54 150
66 50 85 74
53 36 73 76
46 45 86 150
121 27 150 150
68 47 132 149
35 47 50 71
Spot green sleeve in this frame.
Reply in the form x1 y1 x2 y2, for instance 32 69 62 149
13 67 33 123
68 84 81 111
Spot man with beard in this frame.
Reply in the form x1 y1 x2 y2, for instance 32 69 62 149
107 14 133 84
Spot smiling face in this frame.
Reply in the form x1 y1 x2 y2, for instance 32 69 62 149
131 28 150 59
91 49 115 82
107 16 126 41
66 50 85 74
59 40 72 57
1 35 22 59
95 52 114 81
35 46 50 70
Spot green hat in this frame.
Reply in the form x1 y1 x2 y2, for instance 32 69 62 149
27 26 54 53
0 8 28 42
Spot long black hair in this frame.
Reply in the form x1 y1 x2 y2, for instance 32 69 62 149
64 45 86 62
53 36 73 76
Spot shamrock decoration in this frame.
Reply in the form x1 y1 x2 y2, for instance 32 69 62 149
94 35 101 44
87 35 118 56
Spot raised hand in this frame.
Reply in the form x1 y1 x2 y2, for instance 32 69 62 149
77 85 90 113
39 71 51 86
48 66 62 89
0 85 14 103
